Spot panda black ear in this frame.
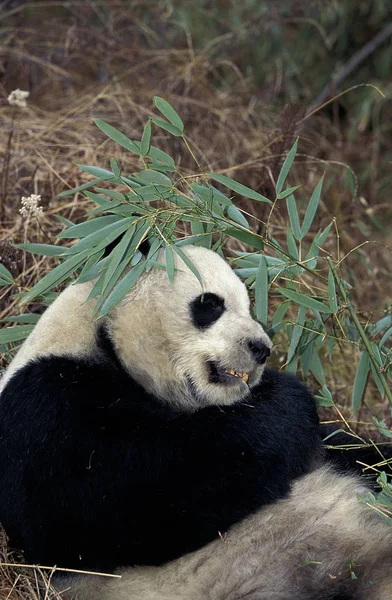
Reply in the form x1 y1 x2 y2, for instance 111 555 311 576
102 234 150 258
138 238 150 256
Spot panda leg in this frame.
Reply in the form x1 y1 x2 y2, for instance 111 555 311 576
58 466 392 600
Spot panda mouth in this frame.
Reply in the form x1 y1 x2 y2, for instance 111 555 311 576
208 361 249 385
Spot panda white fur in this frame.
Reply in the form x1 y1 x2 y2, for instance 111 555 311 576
0 245 391 600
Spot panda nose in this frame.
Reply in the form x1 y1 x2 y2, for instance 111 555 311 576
248 339 271 364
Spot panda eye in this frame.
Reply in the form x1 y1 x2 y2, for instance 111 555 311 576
190 293 226 330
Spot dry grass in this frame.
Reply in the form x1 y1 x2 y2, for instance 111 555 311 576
0 1 392 597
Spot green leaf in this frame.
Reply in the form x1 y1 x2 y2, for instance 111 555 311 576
2 313 40 324
75 166 140 191
0 324 35 344
23 250 90 302
209 173 271 203
301 174 324 238
175 234 212 247
57 175 110 197
165 245 175 284
226 229 264 250
57 215 122 239
276 139 298 196
145 237 162 273
173 246 203 288
278 288 333 314
226 205 249 228
373 417 392 440
380 326 392 347
255 256 268 325
148 146 176 168
309 350 326 385
315 385 334 407
286 228 299 260
286 194 302 241
151 117 182 136
13 243 66 257
352 351 370 412
0 263 14 283
94 188 126 202
191 184 233 207
270 300 290 334
62 218 134 256
102 225 136 293
369 361 385 400
287 306 306 363
76 251 105 284
153 97 184 133
98 261 146 318
140 119 152 156
301 342 313 375
110 158 121 177
133 170 172 186
94 120 141 153
76 165 115 179
56 215 75 228
328 269 338 313
277 185 301 200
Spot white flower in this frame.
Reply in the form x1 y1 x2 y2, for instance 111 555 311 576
19 194 43 219
8 89 29 108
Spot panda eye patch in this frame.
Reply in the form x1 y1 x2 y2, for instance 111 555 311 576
190 293 226 330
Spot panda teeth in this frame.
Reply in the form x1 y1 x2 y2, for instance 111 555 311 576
225 369 249 383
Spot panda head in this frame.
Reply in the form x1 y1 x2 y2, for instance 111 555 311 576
108 245 272 410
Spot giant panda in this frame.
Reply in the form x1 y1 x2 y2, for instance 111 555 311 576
0 245 391 600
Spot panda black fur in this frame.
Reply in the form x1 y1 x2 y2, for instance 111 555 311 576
0 245 391 599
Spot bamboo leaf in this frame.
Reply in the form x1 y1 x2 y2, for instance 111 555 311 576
173 246 203 288
287 306 306 363
286 194 302 241
328 269 338 313
209 173 271 203
0 325 35 344
56 215 75 228
276 139 298 196
102 225 136 292
277 185 301 200
62 218 134 256
380 326 392 347
98 261 147 318
76 251 105 284
57 175 110 197
309 350 326 385
151 117 182 136
110 158 121 177
94 120 141 153
57 215 122 239
278 288 333 314
191 184 233 207
13 243 66 257
0 263 14 283
226 205 249 228
255 256 268 325
165 245 175 284
301 174 324 238
133 170 172 186
226 228 264 250
2 314 41 324
140 119 152 156
24 250 90 302
286 228 299 260
153 97 184 133
352 351 370 412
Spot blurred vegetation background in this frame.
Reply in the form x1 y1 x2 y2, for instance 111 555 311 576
0 0 392 596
